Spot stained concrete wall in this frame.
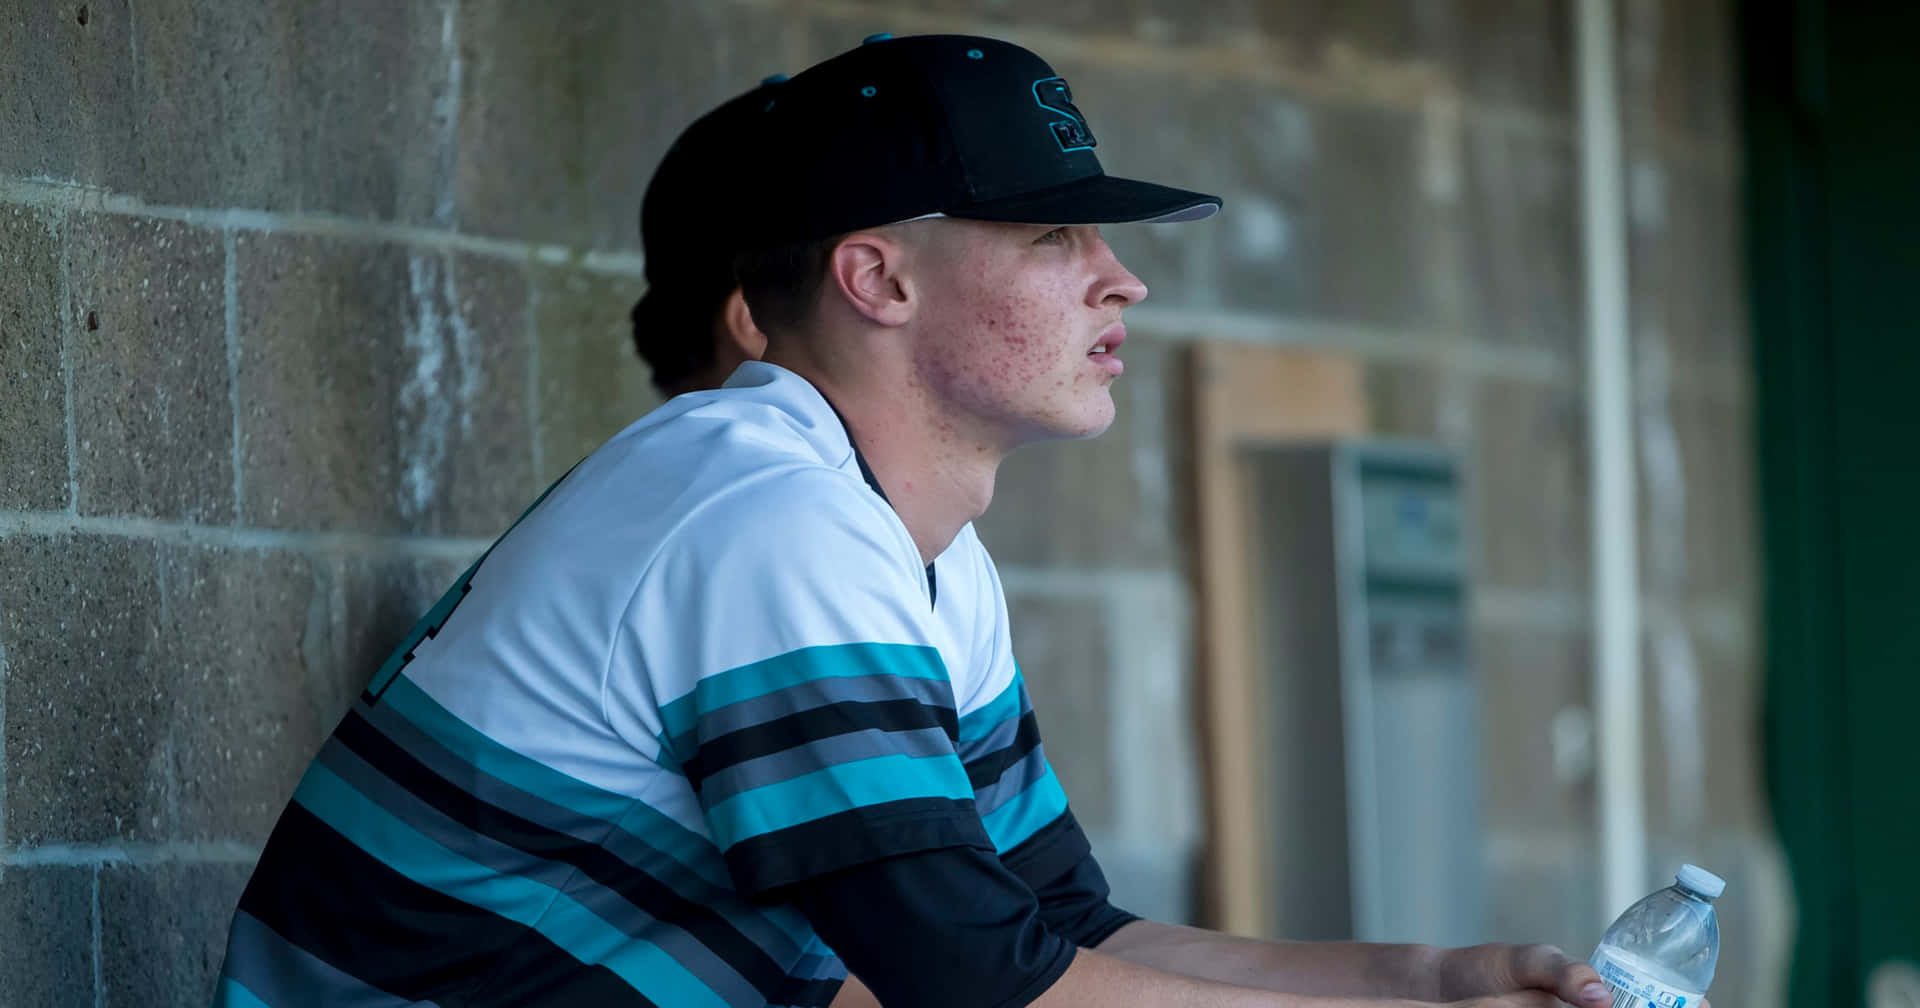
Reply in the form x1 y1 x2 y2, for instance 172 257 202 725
0 2 1778 1006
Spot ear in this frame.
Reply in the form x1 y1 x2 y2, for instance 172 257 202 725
716 286 769 361
826 233 914 327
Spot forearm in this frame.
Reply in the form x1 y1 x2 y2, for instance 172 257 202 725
1096 919 1445 1000
1033 947 1428 1008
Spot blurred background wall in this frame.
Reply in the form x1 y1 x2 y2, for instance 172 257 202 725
0 1 1783 1006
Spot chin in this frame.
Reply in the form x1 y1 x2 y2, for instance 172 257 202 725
1059 402 1117 441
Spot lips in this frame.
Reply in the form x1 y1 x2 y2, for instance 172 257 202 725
1088 322 1126 376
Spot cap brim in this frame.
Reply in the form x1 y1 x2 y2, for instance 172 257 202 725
950 173 1221 226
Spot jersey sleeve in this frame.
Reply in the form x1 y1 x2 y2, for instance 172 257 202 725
954 537 1074 856
610 465 993 897
955 533 1136 945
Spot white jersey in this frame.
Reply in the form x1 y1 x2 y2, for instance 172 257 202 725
215 361 1071 1008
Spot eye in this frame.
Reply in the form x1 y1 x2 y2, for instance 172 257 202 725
1034 226 1070 245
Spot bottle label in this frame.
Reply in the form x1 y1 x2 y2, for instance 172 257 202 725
1590 948 1707 1008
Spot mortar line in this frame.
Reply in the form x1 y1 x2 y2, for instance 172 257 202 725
224 229 246 523
92 866 104 1008
4 841 263 867
0 511 492 559
0 178 647 276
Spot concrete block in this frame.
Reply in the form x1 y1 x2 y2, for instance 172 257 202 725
1473 624 1595 833
1449 0 1574 118
1051 0 1570 118
1636 394 1758 600
455 0 791 249
0 534 168 845
65 212 234 523
1061 56 1437 328
327 550 477 703
1460 120 1581 353
130 0 451 220
974 337 1182 571
1628 157 1748 376
0 204 70 511
157 544 330 845
99 861 251 1008
0 0 137 189
1004 593 1115 829
1638 617 1765 836
234 233 536 536
1471 376 1589 594
0 865 96 1008
532 265 656 484
1365 359 1444 439
1622 0 1738 142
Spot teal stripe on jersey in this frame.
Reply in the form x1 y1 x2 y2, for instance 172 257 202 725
659 643 952 745
704 752 975 850
292 761 730 1008
380 676 640 828
214 978 271 1008
958 673 1025 744
980 769 1069 853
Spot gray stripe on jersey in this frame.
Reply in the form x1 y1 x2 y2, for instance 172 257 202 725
223 910 445 1008
694 725 960 807
971 746 1050 816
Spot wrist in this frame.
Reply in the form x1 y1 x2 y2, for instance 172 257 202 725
1374 944 1443 998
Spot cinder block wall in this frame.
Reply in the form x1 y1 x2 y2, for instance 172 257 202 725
0 2 1779 1006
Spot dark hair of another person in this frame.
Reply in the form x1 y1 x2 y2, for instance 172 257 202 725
732 233 846 339
630 288 725 396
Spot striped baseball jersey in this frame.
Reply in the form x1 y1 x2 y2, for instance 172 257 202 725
214 361 1078 1007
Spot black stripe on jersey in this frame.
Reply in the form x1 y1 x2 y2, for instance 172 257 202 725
961 709 1044 791
722 797 993 897
768 974 845 1007
1000 808 1090 879
681 698 960 790
330 709 796 1001
237 802 653 1008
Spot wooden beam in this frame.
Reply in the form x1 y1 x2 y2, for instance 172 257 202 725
1188 342 1366 936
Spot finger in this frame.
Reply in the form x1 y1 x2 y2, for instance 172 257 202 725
1511 945 1611 1007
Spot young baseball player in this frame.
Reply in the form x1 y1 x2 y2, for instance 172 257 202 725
213 34 1626 1008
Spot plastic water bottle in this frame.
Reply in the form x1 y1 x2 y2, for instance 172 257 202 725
1589 864 1724 1008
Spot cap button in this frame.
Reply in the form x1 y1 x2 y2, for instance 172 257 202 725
862 32 892 44
761 73 789 85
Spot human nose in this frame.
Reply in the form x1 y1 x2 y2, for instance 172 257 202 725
1088 232 1149 308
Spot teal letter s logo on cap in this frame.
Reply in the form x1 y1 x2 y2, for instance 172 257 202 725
1033 77 1097 152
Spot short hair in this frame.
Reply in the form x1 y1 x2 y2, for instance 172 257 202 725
732 233 846 338
629 287 726 397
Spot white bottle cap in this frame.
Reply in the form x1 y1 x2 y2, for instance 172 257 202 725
1676 863 1726 899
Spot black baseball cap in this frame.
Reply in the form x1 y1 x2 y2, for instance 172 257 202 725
631 78 784 387
737 33 1221 249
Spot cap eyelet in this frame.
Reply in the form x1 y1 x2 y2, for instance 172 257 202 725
863 32 892 44
860 85 877 97
966 48 984 59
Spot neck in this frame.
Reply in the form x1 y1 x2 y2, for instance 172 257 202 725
763 348 1003 566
